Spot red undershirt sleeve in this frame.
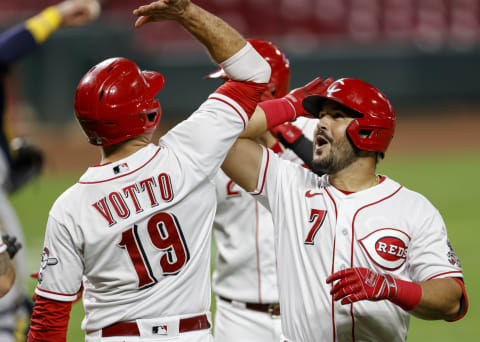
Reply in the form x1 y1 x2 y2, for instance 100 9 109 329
27 295 72 342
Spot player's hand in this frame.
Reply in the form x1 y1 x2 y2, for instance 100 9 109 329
133 0 192 28
271 123 303 145
282 77 334 119
56 0 101 27
326 267 397 305
1 234 22 259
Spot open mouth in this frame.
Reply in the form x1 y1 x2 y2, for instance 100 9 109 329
314 132 331 154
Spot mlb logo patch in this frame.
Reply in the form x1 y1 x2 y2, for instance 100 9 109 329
152 325 168 335
113 163 129 175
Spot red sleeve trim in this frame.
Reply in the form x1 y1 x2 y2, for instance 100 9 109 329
209 96 246 128
427 271 463 281
214 80 267 118
27 295 72 342
447 278 468 322
252 148 270 196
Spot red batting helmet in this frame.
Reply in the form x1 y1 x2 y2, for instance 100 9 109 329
302 78 396 154
206 39 290 99
74 57 165 146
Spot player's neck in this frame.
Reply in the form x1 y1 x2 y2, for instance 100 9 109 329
100 135 151 164
328 157 378 193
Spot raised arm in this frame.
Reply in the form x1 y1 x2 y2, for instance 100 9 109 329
0 0 100 68
133 0 245 64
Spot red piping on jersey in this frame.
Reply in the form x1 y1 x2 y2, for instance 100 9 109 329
427 271 463 281
325 187 338 342
252 149 270 196
349 185 403 341
78 147 162 184
209 96 246 129
331 235 337 342
255 201 262 303
324 188 338 219
36 286 78 298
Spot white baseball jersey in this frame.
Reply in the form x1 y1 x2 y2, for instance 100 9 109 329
34 91 253 332
253 147 464 342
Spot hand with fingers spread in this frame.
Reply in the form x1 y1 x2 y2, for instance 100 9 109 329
56 0 101 27
133 0 192 28
326 267 422 311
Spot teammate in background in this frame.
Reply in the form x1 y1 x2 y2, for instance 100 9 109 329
206 39 319 342
27 0 273 341
0 1 100 341
0 234 22 298
221 78 468 341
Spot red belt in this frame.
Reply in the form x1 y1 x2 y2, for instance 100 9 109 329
219 296 281 316
101 314 210 337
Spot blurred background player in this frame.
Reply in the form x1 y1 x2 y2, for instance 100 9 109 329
206 38 320 342
27 0 272 341
221 77 468 341
0 234 22 298
0 1 100 341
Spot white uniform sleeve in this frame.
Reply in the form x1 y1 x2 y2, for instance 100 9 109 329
219 42 271 82
160 96 247 180
35 215 83 302
406 200 463 282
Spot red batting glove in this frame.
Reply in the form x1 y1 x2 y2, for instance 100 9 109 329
259 77 334 129
271 123 303 145
284 77 334 119
326 267 422 311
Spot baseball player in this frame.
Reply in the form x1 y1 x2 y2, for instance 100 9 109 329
27 0 274 341
207 39 320 342
0 1 100 341
221 77 468 341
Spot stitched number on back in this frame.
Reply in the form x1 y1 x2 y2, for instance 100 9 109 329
304 209 327 245
119 212 190 289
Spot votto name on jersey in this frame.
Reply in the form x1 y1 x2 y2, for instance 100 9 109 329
92 172 174 227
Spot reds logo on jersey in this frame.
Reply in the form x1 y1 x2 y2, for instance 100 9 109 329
38 247 59 284
359 228 410 270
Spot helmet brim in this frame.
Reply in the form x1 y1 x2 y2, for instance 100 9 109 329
143 71 166 97
302 95 325 118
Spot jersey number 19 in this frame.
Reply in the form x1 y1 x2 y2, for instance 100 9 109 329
119 212 190 289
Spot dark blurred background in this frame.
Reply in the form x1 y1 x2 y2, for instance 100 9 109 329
1 0 480 127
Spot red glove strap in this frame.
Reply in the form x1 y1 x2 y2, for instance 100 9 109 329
258 98 296 129
270 141 283 154
390 278 422 311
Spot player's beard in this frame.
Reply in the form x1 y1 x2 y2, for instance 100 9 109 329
312 134 359 175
